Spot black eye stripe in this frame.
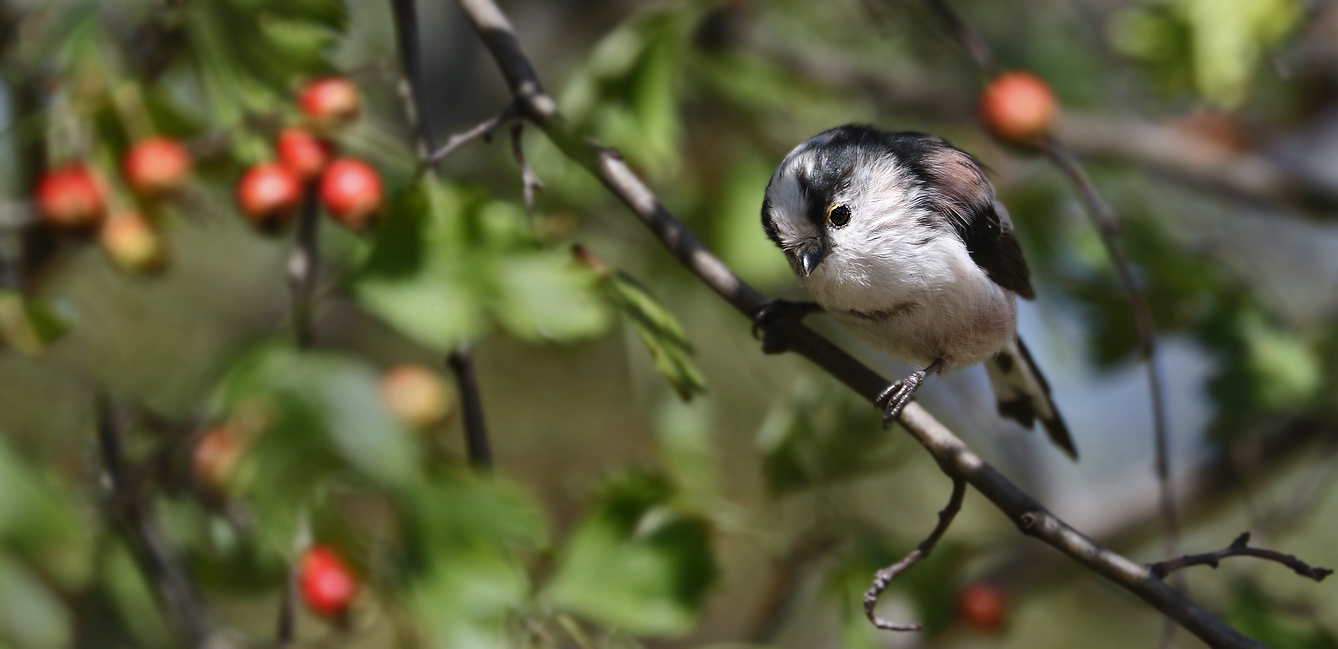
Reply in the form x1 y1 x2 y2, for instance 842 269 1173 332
828 204 851 228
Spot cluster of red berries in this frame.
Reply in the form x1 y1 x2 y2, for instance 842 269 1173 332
35 137 191 273
236 77 384 233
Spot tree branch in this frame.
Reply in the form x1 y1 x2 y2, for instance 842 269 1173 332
447 345 493 469
95 395 212 647
287 184 321 350
1056 113 1338 216
918 0 1183 622
391 0 497 472
864 476 967 631
449 0 1267 646
1150 532 1332 583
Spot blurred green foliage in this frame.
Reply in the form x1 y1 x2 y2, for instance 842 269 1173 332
0 0 1336 648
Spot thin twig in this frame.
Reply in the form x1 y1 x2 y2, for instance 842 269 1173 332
95 395 212 646
390 0 431 158
287 184 321 349
510 122 543 219
1039 138 1179 560
864 476 967 631
426 104 518 164
452 0 1267 646
1150 532 1332 582
392 0 498 472
447 344 493 469
917 0 1184 629
922 0 997 73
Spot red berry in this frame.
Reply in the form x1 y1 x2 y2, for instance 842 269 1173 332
276 127 336 181
35 164 107 233
980 72 1058 144
299 545 359 619
298 77 361 131
381 364 451 429
100 211 168 274
319 158 383 231
123 137 192 199
957 582 1007 633
236 163 304 232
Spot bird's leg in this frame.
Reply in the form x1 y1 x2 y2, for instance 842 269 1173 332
751 298 823 354
878 359 944 426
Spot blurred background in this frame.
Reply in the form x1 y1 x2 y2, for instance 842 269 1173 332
0 0 1335 647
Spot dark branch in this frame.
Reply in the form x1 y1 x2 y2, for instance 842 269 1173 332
920 0 1182 615
287 183 321 349
451 0 1266 646
1057 113 1338 217
95 395 211 646
1150 532 1333 582
426 103 518 164
447 345 493 469
392 0 497 472
864 476 967 631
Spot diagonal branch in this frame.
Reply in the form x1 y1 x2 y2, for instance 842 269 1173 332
450 0 1266 646
918 0 1182 617
864 476 967 631
1150 532 1332 583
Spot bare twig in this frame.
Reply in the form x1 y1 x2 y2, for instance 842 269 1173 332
447 344 493 469
1056 113 1338 216
917 0 1183 627
426 104 518 164
1150 532 1332 582
287 184 321 350
1038 138 1179 557
451 0 1267 646
510 122 543 218
391 0 497 472
864 476 967 631
95 395 212 646
922 0 997 73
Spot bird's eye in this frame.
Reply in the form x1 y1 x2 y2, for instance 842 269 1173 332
827 204 851 228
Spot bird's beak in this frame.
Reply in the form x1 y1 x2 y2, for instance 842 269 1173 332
796 239 828 277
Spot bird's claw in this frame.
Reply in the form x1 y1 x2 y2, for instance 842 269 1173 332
751 299 821 354
878 369 927 427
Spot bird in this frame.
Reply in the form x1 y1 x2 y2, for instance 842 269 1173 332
756 124 1076 459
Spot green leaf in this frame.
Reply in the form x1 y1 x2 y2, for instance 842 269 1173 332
491 253 610 343
0 292 72 356
604 273 706 401
756 376 908 496
216 344 423 490
546 472 717 637
1230 578 1338 649
0 437 91 588
1109 0 1301 106
403 472 548 649
0 554 72 649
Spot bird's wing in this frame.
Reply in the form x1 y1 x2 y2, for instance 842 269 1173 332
985 335 1077 460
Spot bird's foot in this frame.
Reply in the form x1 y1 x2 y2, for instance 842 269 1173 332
877 370 926 426
751 299 822 354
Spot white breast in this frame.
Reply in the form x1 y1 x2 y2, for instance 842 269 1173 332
803 228 1017 371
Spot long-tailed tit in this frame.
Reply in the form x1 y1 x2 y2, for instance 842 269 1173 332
758 124 1076 459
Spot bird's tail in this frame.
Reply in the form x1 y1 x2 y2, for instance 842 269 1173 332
984 336 1077 460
